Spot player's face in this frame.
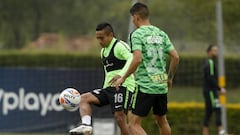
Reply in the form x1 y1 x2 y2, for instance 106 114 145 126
210 46 218 58
96 30 113 48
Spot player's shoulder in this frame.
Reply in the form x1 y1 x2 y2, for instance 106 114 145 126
148 25 169 37
204 58 212 67
115 40 131 51
131 26 147 37
155 27 169 37
117 39 127 45
134 25 166 35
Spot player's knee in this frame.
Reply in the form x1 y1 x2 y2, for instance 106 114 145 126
129 119 140 130
155 115 169 127
114 112 125 124
80 94 89 103
81 92 96 103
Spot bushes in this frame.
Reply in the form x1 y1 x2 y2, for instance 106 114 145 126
0 52 239 134
142 102 240 135
0 52 239 87
174 54 240 88
0 52 102 68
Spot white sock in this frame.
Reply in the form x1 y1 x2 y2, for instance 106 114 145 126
81 115 91 125
219 130 225 135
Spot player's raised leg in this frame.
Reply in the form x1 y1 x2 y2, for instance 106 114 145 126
69 92 100 135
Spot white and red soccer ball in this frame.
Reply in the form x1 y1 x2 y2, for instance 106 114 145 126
59 88 81 111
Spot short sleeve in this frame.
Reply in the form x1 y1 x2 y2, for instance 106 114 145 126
114 41 132 60
130 32 142 51
163 33 175 53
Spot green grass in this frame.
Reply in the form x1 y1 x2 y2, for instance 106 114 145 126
169 87 239 103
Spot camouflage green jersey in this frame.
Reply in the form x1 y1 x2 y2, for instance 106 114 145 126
130 25 175 94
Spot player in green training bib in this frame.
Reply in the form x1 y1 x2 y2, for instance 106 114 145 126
113 3 179 135
69 22 135 135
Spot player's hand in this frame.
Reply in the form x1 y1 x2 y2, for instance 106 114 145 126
113 77 125 90
167 79 173 90
220 88 226 94
109 75 121 86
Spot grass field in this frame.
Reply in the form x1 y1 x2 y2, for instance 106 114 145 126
169 87 239 103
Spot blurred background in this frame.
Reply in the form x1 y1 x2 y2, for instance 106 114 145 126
0 0 239 135
0 0 239 53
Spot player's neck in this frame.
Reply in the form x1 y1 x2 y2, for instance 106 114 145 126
208 55 217 60
104 38 114 48
138 20 151 27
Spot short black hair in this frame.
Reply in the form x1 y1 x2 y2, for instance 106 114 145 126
206 44 216 53
96 22 114 35
130 2 149 20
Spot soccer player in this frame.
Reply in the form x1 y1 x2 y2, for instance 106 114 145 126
69 22 135 135
112 2 179 135
202 45 226 135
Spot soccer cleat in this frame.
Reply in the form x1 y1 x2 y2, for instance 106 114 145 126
69 124 93 135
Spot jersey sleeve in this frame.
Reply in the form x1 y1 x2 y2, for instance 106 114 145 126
163 33 175 53
130 31 142 51
114 41 133 77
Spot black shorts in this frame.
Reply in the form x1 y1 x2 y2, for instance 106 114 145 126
91 86 133 113
131 87 168 117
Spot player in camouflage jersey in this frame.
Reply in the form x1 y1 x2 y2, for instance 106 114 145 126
112 3 179 135
70 22 135 135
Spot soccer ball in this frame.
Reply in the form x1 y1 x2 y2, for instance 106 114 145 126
59 88 81 111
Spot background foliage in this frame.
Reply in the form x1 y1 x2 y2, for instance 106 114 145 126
0 0 239 53
142 104 240 135
0 0 239 134
0 52 239 88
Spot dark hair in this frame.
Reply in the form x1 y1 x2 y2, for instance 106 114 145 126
130 2 149 20
206 44 216 53
96 22 114 35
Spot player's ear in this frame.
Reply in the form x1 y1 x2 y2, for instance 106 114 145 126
135 14 140 21
109 32 114 37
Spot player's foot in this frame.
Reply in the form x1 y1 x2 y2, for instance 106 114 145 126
69 124 93 135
